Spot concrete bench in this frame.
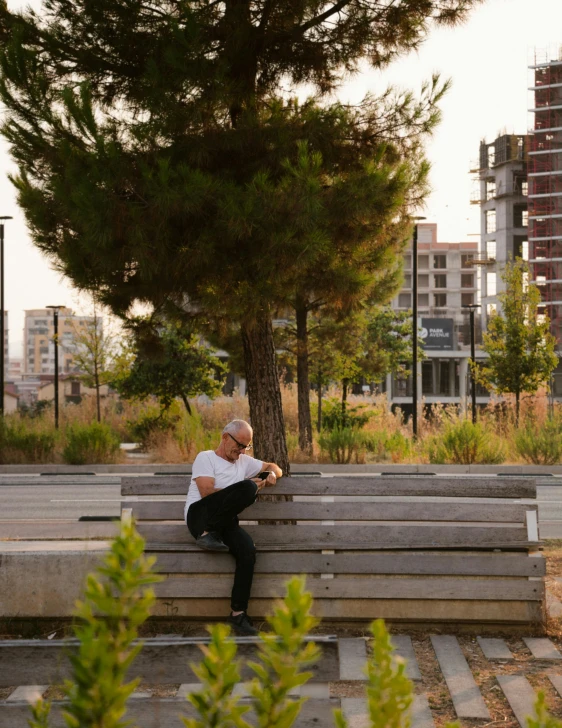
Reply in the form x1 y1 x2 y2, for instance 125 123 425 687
121 475 545 627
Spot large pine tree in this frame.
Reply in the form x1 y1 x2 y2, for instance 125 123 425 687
0 0 481 471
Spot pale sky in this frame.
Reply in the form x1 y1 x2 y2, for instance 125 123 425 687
1 0 562 357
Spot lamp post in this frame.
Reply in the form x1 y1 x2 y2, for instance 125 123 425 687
0 217 13 417
46 305 65 429
412 216 426 439
462 303 481 424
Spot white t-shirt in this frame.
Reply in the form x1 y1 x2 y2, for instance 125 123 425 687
184 450 264 519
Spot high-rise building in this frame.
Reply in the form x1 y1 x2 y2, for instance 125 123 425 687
471 133 529 329
528 48 562 340
23 308 98 376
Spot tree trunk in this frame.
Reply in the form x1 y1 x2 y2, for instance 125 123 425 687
342 379 348 426
180 393 193 416
295 296 313 454
515 390 520 427
241 309 290 475
94 368 101 423
317 367 323 433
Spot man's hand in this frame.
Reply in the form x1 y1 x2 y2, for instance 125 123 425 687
252 472 277 490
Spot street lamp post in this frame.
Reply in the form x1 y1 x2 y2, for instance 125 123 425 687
412 216 426 439
462 303 481 424
0 217 13 417
47 305 65 429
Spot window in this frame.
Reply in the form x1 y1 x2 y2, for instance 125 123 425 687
39 346 49 354
71 381 80 396
434 274 447 289
514 204 527 228
418 293 429 307
486 240 496 259
486 179 496 200
522 180 528 196
486 210 496 234
462 293 474 306
487 303 497 315
461 254 474 268
418 274 429 288
403 274 411 288
434 293 447 307
398 293 411 308
487 272 497 297
404 255 411 269
433 254 447 269
461 274 474 288
418 255 429 269
487 146 495 167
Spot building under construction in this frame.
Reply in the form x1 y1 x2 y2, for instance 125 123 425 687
529 48 562 340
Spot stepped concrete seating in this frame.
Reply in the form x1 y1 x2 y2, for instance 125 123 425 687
121 475 545 627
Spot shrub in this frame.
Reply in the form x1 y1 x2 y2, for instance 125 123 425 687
515 421 562 465
127 408 179 450
62 421 121 464
29 516 162 728
0 419 56 463
426 420 505 465
321 397 372 431
318 426 364 464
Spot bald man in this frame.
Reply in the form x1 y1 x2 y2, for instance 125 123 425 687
184 419 282 635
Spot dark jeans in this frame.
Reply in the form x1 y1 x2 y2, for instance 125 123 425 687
186 479 258 612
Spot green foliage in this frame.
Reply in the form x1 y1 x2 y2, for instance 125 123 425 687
321 397 371 430
19 399 52 419
527 691 562 728
30 516 162 728
184 576 320 728
113 321 226 414
127 406 180 450
318 426 365 464
426 420 505 465
515 421 562 465
62 421 121 464
0 419 56 464
479 260 558 422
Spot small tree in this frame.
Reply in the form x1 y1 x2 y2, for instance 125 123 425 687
71 303 118 423
113 320 227 416
479 260 558 424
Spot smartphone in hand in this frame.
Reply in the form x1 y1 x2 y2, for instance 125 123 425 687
257 471 272 480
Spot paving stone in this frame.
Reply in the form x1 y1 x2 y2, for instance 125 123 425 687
178 683 201 697
341 698 369 728
6 686 46 703
477 637 514 660
497 675 537 727
391 635 422 681
523 638 562 660
548 673 562 698
130 690 152 699
430 635 490 719
546 593 562 618
339 638 367 681
411 694 435 728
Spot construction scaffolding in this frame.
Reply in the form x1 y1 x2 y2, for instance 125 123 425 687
528 49 562 339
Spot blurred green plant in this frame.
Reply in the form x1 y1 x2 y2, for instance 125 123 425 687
318 426 364 464
0 419 56 464
29 516 162 728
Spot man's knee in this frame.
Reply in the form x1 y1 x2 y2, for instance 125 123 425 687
240 479 259 502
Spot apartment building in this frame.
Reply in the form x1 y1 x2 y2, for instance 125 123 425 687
23 308 98 376
388 224 487 412
472 133 530 329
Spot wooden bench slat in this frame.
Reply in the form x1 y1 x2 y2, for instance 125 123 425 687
138 523 534 549
0 637 338 688
121 476 536 498
149 597 543 623
125 500 535 523
155 575 544 601
150 550 546 576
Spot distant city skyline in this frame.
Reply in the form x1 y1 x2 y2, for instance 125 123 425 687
1 0 562 357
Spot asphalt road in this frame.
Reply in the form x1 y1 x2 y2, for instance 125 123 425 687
2 475 562 537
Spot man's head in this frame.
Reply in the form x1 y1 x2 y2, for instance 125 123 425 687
220 419 253 462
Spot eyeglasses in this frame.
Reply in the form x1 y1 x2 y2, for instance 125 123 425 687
227 432 253 451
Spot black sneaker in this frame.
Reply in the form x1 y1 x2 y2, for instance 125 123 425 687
228 612 258 636
195 532 229 552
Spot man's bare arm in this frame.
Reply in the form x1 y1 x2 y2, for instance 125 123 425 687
258 461 282 487
195 476 216 498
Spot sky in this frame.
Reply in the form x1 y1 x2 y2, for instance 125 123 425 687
1 0 562 357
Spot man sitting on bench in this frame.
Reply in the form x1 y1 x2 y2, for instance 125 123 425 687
184 418 282 635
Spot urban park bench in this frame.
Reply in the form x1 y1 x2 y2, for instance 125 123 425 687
121 475 545 628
